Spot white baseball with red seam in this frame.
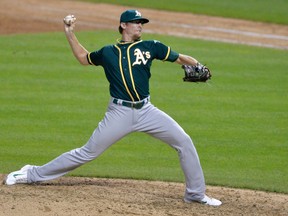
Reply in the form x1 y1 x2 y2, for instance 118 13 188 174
63 15 76 26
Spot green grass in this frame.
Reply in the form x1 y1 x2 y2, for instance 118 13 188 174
79 0 288 25
0 31 287 194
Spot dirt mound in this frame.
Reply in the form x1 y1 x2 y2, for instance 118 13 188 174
1 175 287 216
1 0 288 215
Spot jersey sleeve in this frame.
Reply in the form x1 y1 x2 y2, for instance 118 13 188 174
153 40 179 62
87 48 104 66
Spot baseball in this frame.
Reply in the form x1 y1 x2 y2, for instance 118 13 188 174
63 14 76 26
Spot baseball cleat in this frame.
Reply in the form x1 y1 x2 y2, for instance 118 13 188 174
184 194 222 206
5 165 33 185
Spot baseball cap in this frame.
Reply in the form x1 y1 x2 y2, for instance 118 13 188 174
120 10 149 24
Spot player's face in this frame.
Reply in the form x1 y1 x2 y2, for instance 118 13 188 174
125 20 144 40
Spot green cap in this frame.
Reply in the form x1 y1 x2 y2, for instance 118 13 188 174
120 10 149 24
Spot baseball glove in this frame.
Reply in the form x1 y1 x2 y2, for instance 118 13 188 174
182 63 211 82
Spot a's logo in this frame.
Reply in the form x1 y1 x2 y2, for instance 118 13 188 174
135 10 141 17
132 48 151 66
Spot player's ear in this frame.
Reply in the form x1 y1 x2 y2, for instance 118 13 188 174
120 22 127 30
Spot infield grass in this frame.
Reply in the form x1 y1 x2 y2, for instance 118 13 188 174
0 31 287 193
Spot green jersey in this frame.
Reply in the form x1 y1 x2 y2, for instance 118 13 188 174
87 40 179 102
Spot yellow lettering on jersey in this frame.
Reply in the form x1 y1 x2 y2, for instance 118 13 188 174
132 48 151 66
127 42 144 101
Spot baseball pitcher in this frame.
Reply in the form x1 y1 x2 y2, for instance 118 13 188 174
5 10 221 206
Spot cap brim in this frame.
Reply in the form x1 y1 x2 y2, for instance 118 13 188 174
137 18 149 24
123 17 149 24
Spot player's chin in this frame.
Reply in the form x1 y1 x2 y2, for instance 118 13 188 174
133 33 142 40
136 32 142 38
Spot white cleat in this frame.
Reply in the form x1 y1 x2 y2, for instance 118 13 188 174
184 194 222 206
5 165 33 185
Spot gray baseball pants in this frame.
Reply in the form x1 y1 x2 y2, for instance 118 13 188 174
27 98 206 201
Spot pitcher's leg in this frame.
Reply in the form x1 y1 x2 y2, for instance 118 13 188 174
28 102 133 183
136 104 205 201
28 132 113 183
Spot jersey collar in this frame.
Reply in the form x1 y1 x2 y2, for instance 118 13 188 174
116 38 142 45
